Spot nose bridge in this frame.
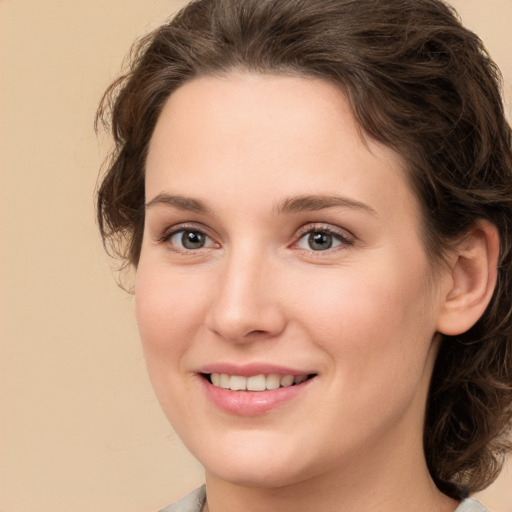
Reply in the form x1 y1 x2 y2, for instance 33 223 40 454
208 242 284 342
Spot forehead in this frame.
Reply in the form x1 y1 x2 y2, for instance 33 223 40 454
145 72 417 222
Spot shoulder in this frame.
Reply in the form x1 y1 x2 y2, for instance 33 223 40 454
454 498 490 512
158 486 206 512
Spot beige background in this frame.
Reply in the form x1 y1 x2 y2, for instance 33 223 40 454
0 1 511 511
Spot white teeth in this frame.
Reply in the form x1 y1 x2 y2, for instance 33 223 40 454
280 375 294 387
219 373 230 389
209 373 310 391
247 375 266 391
229 375 247 391
266 374 281 390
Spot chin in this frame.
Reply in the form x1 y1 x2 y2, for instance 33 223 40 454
195 435 322 490
206 459 308 489
174 428 299 488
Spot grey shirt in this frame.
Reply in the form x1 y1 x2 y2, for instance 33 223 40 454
158 486 490 512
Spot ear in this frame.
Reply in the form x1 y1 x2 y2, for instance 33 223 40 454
436 220 500 336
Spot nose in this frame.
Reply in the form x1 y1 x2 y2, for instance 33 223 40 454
206 248 287 343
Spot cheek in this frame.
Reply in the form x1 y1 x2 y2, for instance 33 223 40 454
298 265 438 437
135 264 207 366
293 257 437 377
134 263 212 422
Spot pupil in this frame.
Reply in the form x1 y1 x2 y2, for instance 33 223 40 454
308 232 332 251
182 231 205 249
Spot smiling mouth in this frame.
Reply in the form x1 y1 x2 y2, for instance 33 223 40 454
204 373 316 391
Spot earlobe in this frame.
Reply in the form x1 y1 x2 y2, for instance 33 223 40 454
436 220 500 336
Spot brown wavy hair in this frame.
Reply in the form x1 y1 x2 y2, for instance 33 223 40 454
96 0 512 498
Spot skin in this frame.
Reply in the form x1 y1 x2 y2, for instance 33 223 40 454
136 73 464 512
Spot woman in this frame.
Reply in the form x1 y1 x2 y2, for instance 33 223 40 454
96 0 512 511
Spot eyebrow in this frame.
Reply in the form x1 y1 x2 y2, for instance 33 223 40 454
145 193 377 216
145 193 213 214
276 194 377 216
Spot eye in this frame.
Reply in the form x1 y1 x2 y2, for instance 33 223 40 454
162 228 217 251
295 226 353 252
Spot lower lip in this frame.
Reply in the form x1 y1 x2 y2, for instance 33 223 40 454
200 377 314 416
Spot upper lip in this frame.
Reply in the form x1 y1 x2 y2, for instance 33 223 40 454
198 362 314 377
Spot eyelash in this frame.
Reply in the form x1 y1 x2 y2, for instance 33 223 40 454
293 223 355 253
157 222 354 254
158 223 217 253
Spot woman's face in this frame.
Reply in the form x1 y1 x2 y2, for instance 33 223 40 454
137 73 450 488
